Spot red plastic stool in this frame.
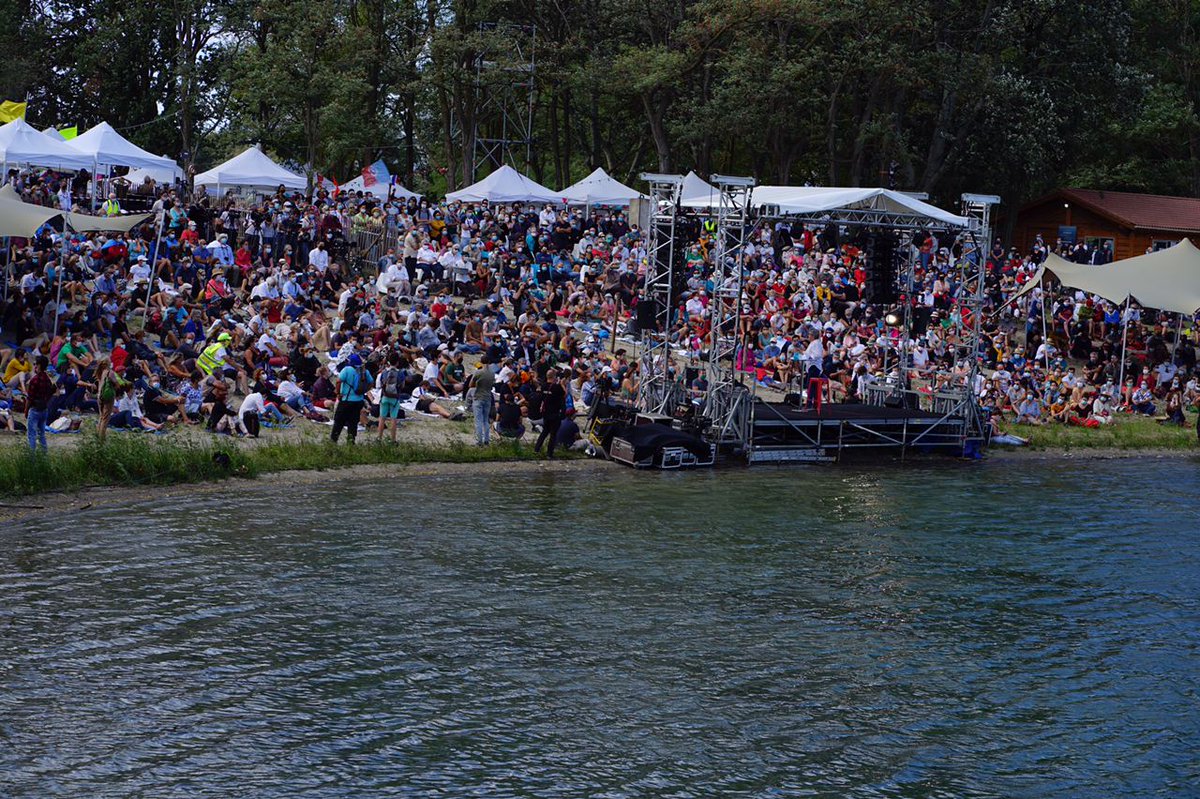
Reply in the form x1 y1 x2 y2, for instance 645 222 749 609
807 377 829 413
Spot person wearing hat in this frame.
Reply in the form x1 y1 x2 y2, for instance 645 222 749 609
331 352 371 444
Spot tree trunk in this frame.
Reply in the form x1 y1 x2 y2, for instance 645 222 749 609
644 93 672 172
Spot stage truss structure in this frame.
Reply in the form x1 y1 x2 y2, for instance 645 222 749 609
467 22 536 181
635 173 685 416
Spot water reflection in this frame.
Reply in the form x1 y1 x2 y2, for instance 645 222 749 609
1 460 1198 797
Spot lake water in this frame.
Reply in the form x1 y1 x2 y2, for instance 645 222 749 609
1 459 1198 797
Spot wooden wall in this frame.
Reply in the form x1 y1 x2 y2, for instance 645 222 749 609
1012 196 1183 260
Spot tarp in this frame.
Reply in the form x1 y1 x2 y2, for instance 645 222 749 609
561 167 643 206
0 118 94 171
340 174 421 200
0 183 152 233
65 122 179 171
679 171 721 208
446 164 563 204
1014 239 1200 314
193 145 306 191
750 185 970 228
0 192 60 237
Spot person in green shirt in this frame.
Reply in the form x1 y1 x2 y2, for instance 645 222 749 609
56 332 93 373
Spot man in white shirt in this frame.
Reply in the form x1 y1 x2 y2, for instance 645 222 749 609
308 241 330 273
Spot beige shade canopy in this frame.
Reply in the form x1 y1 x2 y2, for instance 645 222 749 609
1013 239 1200 314
0 183 151 234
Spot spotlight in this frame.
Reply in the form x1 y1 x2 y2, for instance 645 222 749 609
885 312 901 327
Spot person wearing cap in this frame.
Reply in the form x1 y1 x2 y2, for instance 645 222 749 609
331 352 372 444
197 332 246 395
102 192 121 216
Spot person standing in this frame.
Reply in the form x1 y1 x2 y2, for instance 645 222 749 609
25 356 53 455
465 356 496 446
376 352 405 444
332 353 371 444
533 368 566 458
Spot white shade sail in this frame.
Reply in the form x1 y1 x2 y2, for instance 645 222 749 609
1015 239 1200 314
561 167 643 206
446 165 563 204
0 183 151 234
65 121 180 171
0 118 94 171
193 146 306 191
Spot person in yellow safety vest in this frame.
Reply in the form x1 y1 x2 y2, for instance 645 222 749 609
103 193 122 216
197 332 233 376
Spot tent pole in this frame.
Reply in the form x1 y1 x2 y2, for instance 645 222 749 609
52 228 69 338
1039 273 1050 374
1117 297 1131 399
1171 312 1184 362
90 159 98 212
144 210 167 315
2 236 9 302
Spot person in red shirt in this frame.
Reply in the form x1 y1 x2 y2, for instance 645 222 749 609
180 221 200 246
25 356 54 453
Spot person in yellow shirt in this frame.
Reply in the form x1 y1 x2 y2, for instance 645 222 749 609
1 348 33 390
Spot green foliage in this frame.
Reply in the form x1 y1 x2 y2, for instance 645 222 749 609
1003 414 1200 451
5 0 1200 205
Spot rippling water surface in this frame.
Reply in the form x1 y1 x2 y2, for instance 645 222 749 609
1 460 1198 797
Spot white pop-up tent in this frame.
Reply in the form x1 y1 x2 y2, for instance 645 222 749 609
0 118 94 171
678 171 722 208
193 145 306 191
561 167 643 206
41 126 65 141
64 122 179 172
750 185 970 228
340 174 421 200
123 157 184 186
1013 239 1200 315
446 164 563 204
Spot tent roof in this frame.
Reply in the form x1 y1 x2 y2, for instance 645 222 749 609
561 167 642 206
340 174 421 200
65 122 179 171
123 158 183 185
1024 188 1200 235
679 171 721 207
751 185 969 227
446 165 563 204
41 126 65 141
1015 239 1200 314
0 118 94 170
194 146 306 190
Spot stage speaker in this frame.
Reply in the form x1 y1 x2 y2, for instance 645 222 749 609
866 232 899 304
636 297 660 331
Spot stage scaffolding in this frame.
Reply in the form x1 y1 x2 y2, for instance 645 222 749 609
632 176 998 459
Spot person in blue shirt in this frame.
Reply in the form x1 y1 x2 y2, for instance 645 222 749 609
331 353 371 444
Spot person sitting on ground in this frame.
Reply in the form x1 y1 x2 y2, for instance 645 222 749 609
1131 380 1156 415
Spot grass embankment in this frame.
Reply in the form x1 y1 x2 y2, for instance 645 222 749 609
0 434 550 498
1001 414 1199 451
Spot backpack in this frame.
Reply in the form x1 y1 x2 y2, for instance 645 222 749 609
381 367 403 399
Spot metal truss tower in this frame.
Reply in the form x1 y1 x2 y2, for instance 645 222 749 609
957 192 1001 440
635 173 685 416
702 175 756 446
469 23 536 180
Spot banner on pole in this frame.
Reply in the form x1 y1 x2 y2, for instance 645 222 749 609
0 101 27 123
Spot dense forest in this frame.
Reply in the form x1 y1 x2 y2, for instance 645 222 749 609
3 0 1200 212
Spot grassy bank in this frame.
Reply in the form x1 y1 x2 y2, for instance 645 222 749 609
1000 414 1199 451
0 434 550 498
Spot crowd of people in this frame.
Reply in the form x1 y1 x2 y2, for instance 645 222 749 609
0 164 1197 462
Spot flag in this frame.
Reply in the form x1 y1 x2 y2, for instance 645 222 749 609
362 158 390 187
59 126 78 140
0 101 27 123
360 166 377 187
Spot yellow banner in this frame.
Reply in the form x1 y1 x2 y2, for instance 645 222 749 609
0 100 26 123
59 126 77 140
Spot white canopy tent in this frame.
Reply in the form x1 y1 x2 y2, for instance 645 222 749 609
41 126 65 141
0 118 94 172
750 186 970 228
446 165 563 204
64 122 179 172
193 146 306 191
561 167 643 206
339 174 421 200
122 158 184 186
1013 239 1200 315
678 171 721 208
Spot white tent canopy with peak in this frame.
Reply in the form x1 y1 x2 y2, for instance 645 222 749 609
678 171 722 207
561 167 643 206
193 145 307 191
0 118 94 171
41 126 66 141
64 121 179 171
446 165 563 204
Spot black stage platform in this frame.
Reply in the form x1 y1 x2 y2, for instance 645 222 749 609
749 399 970 462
